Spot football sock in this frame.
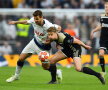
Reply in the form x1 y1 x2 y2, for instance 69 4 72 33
99 57 105 72
82 67 100 77
15 60 24 77
48 64 57 82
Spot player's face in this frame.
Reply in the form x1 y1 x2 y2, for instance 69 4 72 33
48 32 57 41
34 16 43 25
105 4 108 14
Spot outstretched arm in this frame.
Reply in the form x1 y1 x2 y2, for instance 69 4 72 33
90 24 102 39
9 20 28 24
73 38 92 50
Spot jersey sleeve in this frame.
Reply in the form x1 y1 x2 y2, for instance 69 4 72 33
64 33 74 44
100 14 105 24
99 17 102 24
53 24 59 29
27 17 34 24
45 19 59 29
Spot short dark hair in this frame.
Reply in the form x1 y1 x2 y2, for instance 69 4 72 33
47 27 57 32
33 10 43 17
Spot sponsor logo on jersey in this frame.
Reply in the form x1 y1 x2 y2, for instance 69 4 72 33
35 30 44 36
102 23 108 27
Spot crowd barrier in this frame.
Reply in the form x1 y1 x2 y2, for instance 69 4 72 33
0 54 108 67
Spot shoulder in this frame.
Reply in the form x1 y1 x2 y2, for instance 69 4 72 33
43 19 54 28
44 19 51 24
63 32 70 37
58 32 65 36
27 17 34 24
29 17 34 21
100 14 105 18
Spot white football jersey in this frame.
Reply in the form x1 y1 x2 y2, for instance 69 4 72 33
27 17 58 44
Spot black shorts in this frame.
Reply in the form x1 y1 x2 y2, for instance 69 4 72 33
61 46 82 58
99 41 108 50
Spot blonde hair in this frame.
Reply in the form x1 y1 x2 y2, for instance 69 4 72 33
47 27 57 32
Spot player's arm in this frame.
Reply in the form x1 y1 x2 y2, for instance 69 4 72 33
44 38 51 44
57 25 61 31
53 24 61 31
90 24 102 39
73 38 92 50
9 20 28 24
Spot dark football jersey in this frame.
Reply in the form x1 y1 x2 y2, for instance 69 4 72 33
55 32 81 58
100 14 108 41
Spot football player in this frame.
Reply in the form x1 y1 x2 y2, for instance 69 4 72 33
6 10 62 84
90 1 108 76
43 27 105 85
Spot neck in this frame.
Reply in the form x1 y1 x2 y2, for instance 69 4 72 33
55 34 58 40
39 20 43 26
41 20 44 26
53 33 58 41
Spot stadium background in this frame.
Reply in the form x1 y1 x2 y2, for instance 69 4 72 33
0 0 108 90
0 0 108 67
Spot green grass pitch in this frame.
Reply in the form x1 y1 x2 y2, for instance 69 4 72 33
0 66 108 90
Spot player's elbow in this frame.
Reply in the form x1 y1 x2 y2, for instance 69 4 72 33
24 21 28 24
57 26 61 31
73 38 80 44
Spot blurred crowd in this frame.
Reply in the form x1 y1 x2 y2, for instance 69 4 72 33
0 0 104 55
0 14 100 55
0 0 105 9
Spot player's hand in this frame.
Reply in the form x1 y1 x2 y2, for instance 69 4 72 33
85 45 92 50
90 31 94 39
9 21 16 24
42 62 50 70
44 39 51 44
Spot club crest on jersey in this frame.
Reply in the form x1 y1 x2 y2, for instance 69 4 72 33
35 31 44 36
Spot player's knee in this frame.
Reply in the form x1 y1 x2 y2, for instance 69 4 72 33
49 60 55 65
19 56 25 61
75 67 82 72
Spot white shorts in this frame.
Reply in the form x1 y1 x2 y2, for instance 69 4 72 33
22 39 50 55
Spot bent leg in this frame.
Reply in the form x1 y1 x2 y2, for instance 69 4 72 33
15 53 32 76
73 57 82 72
6 53 32 83
42 50 66 70
99 49 105 72
49 50 67 65
42 50 66 84
73 57 104 81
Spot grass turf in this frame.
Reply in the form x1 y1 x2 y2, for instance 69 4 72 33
0 66 108 90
